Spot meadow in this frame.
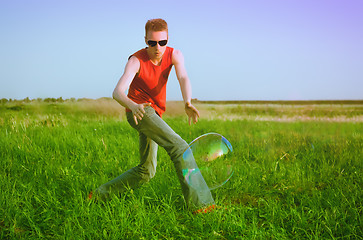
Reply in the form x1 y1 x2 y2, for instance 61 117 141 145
1 98 362 239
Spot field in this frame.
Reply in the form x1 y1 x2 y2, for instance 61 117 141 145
1 98 362 239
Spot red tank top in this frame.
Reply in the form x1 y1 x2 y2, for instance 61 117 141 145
127 47 174 117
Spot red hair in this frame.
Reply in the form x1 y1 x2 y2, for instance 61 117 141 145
145 18 168 35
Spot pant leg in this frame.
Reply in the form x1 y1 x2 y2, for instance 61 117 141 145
94 128 158 199
138 132 158 180
127 106 215 210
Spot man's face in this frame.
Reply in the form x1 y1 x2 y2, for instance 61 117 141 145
145 30 168 61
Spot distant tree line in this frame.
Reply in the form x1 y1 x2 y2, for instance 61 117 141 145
0 97 78 104
194 100 363 105
1 97 362 105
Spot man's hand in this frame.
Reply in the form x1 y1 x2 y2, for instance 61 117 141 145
185 102 200 125
129 102 151 125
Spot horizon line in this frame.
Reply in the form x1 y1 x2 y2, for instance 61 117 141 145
1 97 363 104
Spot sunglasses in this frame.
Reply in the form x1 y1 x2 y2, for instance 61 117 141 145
147 40 168 47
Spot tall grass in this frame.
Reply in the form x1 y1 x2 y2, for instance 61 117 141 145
0 100 362 239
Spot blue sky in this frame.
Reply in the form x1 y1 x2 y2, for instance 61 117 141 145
1 0 362 100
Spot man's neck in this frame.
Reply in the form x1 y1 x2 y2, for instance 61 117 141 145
146 48 163 66
150 58 162 66
148 54 163 66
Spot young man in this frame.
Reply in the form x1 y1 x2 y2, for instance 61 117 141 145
92 18 215 212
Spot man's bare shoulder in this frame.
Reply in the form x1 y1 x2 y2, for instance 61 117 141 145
128 55 140 64
172 49 184 65
125 55 140 73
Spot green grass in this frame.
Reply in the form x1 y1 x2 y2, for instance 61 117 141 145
0 100 362 239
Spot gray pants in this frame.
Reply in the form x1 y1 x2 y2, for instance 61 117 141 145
95 106 214 210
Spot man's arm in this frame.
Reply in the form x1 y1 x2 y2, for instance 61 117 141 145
172 49 200 125
113 56 151 125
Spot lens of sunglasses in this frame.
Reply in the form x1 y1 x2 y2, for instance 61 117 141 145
147 40 168 47
158 40 167 46
147 40 157 47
